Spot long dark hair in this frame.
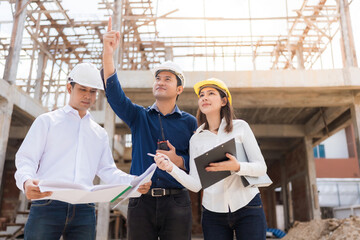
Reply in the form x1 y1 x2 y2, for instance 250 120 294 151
196 89 236 133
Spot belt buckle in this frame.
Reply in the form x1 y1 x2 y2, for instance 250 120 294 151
151 188 166 197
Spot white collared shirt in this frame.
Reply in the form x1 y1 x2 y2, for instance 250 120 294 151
15 105 134 192
169 118 267 213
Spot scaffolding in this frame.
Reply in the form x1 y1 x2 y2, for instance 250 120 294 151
0 0 355 109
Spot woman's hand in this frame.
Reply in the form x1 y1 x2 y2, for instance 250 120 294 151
154 153 174 172
156 141 185 169
205 153 240 172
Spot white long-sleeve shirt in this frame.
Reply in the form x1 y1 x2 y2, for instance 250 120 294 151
15 105 134 192
168 119 267 213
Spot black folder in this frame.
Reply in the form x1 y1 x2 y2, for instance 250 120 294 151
194 138 272 189
194 138 236 189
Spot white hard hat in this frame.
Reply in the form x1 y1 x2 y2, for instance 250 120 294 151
68 63 104 90
151 61 185 87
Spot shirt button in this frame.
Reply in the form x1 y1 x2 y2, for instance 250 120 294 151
157 178 160 181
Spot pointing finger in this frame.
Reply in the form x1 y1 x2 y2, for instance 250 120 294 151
107 16 112 32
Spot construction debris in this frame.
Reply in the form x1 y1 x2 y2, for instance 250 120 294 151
282 216 360 240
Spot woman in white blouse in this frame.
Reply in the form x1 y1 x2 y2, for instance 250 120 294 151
154 78 267 240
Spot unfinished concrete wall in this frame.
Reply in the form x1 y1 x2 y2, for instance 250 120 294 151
0 161 19 227
285 142 311 222
262 162 280 228
0 99 13 190
189 192 202 235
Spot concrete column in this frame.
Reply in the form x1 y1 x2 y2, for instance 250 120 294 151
338 0 358 68
96 103 115 239
296 44 305 69
3 0 27 83
0 99 14 187
96 1 122 238
165 47 174 61
34 52 48 101
280 159 290 229
304 137 321 220
350 98 360 167
114 0 123 71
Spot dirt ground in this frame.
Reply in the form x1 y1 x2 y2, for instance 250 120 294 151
282 216 360 240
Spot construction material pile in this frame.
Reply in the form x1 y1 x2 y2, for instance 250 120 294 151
282 216 360 240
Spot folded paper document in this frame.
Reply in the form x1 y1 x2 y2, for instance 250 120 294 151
195 138 272 189
235 142 273 188
38 163 157 204
111 162 157 209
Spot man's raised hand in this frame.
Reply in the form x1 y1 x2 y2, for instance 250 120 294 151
103 16 120 56
103 16 119 82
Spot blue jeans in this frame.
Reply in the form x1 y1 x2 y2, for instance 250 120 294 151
24 200 96 240
127 190 192 240
202 194 267 240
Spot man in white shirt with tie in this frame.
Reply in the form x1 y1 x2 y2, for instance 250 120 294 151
14 63 151 240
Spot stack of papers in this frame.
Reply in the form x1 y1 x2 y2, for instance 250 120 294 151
38 163 157 204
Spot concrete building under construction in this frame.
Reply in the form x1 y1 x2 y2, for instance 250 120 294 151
0 0 360 239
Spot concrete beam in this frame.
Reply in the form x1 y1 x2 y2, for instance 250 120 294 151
9 126 30 139
91 111 305 138
121 88 357 109
0 78 46 119
116 68 360 89
313 111 352 146
100 68 360 109
116 88 354 109
305 106 349 137
0 78 12 100
258 141 294 151
252 124 305 137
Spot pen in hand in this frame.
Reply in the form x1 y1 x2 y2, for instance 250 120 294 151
147 153 169 161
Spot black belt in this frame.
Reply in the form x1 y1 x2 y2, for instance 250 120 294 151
145 188 186 197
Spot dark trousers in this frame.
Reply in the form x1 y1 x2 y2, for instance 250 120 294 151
24 200 96 240
127 190 192 240
201 194 267 240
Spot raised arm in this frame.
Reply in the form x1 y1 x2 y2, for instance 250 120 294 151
103 16 120 83
102 16 142 125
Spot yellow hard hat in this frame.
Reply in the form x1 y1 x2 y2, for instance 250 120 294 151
193 78 232 105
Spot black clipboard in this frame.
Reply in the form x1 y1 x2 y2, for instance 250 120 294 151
194 138 236 189
194 138 272 189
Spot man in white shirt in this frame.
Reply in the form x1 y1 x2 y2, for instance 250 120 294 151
14 63 151 240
